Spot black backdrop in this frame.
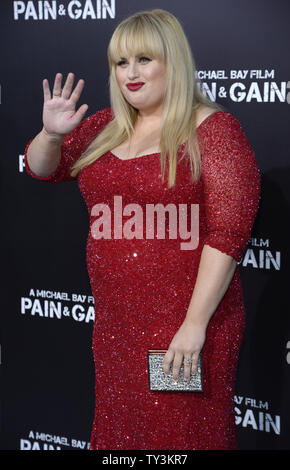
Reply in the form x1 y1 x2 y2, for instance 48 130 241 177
1 0 290 450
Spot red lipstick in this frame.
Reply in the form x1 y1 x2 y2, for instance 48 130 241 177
126 82 145 91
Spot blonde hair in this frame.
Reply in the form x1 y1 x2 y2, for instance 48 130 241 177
71 8 225 187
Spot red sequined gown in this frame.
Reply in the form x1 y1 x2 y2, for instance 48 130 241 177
24 107 260 450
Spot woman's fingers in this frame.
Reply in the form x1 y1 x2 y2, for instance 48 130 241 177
61 72 75 99
162 349 174 376
43 79 51 102
183 357 192 381
171 352 183 381
52 72 63 97
70 78 85 103
71 103 89 125
163 350 200 382
43 73 85 105
191 354 199 376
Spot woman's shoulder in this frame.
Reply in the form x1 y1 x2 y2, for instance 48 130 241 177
197 106 243 135
198 107 254 159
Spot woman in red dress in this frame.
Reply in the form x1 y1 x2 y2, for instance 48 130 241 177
24 9 261 450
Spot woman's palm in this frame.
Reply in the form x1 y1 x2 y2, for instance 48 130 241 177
42 72 88 137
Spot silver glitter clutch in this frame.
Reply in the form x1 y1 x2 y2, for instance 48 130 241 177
147 350 203 392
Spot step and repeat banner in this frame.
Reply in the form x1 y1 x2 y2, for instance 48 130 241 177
1 0 289 450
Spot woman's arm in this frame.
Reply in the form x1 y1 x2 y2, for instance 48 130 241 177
26 72 88 177
162 245 236 382
27 129 64 177
162 112 261 382
185 244 237 328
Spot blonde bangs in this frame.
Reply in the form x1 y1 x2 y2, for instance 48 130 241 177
108 17 166 66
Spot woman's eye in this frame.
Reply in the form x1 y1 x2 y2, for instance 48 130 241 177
116 57 151 66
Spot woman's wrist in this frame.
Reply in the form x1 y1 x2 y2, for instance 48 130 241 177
41 126 65 144
183 311 210 330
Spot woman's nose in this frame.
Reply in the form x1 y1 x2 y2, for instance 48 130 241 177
127 60 139 80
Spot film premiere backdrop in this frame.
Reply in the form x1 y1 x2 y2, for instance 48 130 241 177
1 0 289 451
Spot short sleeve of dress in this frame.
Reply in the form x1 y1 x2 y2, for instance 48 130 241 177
24 106 113 183
201 112 261 263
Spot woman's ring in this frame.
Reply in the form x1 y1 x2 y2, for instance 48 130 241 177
184 357 193 364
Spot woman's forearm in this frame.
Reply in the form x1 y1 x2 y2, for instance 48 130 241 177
184 244 237 328
27 128 65 177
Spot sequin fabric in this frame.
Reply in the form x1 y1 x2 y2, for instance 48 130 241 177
24 107 261 450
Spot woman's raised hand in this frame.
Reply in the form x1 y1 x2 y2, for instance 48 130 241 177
42 72 88 139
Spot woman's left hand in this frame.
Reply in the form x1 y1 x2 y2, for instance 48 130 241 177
162 319 206 381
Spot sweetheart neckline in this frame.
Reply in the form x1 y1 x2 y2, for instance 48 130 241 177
108 110 224 161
